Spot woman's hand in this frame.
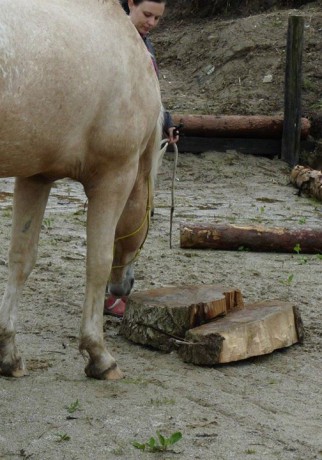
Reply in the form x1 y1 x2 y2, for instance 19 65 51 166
167 126 179 144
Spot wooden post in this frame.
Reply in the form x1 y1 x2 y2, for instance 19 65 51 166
281 16 304 166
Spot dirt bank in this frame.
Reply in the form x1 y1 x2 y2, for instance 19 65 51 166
156 1 322 121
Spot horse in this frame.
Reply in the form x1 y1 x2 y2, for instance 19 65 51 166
0 0 163 380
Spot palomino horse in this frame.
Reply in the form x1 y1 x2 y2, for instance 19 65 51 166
0 0 163 379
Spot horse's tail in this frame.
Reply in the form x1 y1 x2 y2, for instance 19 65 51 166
150 108 166 187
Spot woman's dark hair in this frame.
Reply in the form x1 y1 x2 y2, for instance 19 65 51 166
121 0 166 14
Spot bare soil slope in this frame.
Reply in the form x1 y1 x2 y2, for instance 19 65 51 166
155 1 322 121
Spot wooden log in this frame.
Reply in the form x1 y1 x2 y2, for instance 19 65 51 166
172 114 310 139
180 223 322 253
177 301 304 365
290 164 322 201
119 285 244 352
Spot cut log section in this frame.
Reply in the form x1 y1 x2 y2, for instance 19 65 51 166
119 285 244 351
180 222 322 253
290 164 322 201
177 301 304 365
172 114 311 139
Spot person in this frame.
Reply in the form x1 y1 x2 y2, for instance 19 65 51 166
104 0 179 317
123 0 179 144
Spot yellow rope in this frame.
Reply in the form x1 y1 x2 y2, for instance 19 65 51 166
111 177 151 270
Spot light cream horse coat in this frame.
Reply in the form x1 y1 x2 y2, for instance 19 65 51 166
0 0 163 379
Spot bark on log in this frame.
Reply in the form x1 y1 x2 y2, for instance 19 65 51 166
177 301 304 365
119 285 244 352
290 164 322 201
180 223 322 253
172 114 311 139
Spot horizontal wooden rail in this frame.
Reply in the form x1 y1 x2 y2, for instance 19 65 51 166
173 114 310 139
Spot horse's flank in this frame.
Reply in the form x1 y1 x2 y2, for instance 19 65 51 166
0 0 161 181
0 0 163 379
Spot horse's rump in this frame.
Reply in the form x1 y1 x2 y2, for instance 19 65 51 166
0 0 162 181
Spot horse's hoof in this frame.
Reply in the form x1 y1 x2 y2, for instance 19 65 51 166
85 361 124 380
104 365 124 380
0 357 28 378
11 367 29 378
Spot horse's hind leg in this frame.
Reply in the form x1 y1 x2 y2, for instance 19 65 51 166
0 176 52 377
80 171 137 380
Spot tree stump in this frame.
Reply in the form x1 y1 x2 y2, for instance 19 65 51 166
177 301 304 365
119 285 244 351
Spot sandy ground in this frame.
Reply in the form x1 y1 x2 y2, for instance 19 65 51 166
0 150 322 460
1 2 322 459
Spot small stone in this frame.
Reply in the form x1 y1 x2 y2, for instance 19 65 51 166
263 74 273 83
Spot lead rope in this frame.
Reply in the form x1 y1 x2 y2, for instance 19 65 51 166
111 140 177 273
160 140 179 249
111 178 152 271
170 143 179 248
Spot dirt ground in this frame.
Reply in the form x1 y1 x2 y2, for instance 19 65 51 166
1 2 322 460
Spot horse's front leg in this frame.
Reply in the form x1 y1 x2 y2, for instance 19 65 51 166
80 172 136 380
0 176 52 377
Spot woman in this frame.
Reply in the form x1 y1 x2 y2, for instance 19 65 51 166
123 0 179 144
104 0 179 317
